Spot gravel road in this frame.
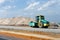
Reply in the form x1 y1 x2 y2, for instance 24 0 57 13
0 26 60 34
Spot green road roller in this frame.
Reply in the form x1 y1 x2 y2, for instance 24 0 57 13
29 15 49 28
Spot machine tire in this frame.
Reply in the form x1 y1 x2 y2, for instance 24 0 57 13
42 26 48 28
40 23 44 28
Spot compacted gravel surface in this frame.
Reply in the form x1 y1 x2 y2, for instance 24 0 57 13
0 26 60 34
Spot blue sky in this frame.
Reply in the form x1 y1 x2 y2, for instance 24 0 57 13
0 0 60 22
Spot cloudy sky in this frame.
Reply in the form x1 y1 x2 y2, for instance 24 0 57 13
0 0 60 22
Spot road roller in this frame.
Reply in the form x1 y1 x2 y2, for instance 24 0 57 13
29 15 49 28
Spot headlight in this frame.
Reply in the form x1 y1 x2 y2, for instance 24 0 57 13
44 24 47 26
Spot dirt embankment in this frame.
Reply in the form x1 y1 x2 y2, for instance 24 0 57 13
0 17 34 26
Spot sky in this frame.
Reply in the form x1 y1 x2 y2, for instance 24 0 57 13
0 0 60 22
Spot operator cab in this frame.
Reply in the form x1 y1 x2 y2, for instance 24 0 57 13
36 15 45 22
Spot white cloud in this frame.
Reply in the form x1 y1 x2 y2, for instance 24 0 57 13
9 0 15 2
25 2 39 10
0 0 5 3
24 0 57 11
0 0 15 4
3 5 16 10
38 0 56 10
4 6 11 9
0 5 16 16
13 6 16 8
